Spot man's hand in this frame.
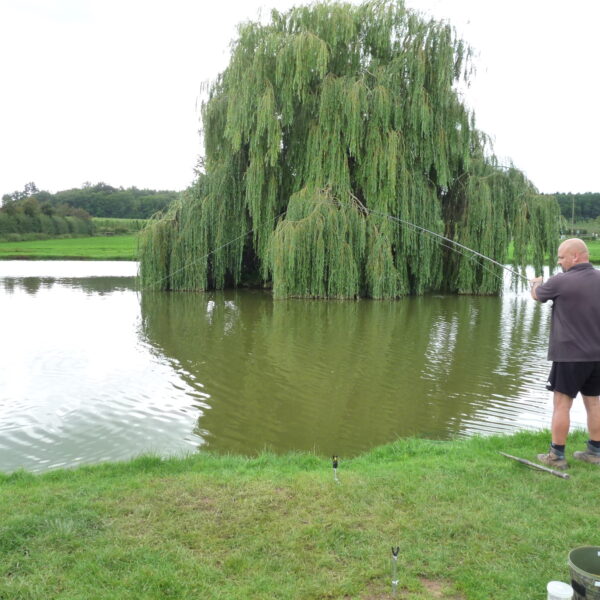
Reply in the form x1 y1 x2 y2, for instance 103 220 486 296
530 276 543 300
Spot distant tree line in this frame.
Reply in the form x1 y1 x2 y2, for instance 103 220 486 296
546 192 600 222
2 181 179 220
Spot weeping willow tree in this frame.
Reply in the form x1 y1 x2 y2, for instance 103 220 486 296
140 0 559 298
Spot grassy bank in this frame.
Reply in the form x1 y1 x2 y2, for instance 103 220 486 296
2 431 597 599
1 235 598 265
0 234 138 260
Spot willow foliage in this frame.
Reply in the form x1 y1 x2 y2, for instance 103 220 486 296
139 0 560 298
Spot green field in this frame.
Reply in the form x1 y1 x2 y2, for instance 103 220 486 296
92 218 148 235
1 431 596 599
0 234 138 260
586 239 600 262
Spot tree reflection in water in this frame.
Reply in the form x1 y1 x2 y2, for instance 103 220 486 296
139 288 556 457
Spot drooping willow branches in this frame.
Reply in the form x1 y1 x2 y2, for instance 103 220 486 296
139 0 560 298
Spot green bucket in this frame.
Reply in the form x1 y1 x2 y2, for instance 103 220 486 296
569 546 600 600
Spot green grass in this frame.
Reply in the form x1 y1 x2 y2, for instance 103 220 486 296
92 218 148 235
0 234 138 260
586 239 600 262
1 431 596 599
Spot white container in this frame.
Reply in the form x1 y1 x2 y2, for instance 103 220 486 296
547 580 574 600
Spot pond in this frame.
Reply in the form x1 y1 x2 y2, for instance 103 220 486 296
0 261 584 473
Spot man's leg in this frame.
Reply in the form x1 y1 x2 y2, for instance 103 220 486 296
538 391 573 469
551 391 573 446
574 395 600 464
581 394 600 440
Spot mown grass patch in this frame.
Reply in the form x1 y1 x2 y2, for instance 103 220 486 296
586 239 600 262
0 234 138 260
1 431 596 599
92 218 148 235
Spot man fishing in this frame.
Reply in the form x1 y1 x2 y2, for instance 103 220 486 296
530 237 600 469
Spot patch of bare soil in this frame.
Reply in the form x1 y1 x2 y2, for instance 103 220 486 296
357 576 466 599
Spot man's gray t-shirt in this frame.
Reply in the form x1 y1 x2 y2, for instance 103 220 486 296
535 262 600 361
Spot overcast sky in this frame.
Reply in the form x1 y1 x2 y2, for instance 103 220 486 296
1 0 598 197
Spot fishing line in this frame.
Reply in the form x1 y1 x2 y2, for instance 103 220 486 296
140 210 288 290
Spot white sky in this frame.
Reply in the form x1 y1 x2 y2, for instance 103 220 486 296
0 0 598 196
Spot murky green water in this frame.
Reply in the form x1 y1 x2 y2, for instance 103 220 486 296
0 261 584 473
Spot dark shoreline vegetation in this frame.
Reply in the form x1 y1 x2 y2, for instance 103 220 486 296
1 430 596 599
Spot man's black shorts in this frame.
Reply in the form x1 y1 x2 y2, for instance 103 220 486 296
546 361 600 398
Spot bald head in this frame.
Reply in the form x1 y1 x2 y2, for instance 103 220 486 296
557 238 589 271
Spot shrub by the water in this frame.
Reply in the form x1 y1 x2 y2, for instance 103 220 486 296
0 199 94 241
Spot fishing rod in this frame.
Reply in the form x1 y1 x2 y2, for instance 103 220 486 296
364 206 531 283
329 195 532 284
